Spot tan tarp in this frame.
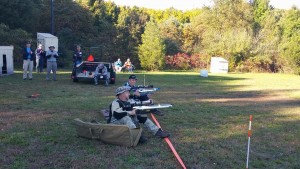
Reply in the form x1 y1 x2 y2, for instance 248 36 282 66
74 118 142 147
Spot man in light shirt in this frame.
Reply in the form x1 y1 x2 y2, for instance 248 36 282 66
46 46 59 81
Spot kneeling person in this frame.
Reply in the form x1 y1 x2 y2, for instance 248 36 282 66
108 86 170 142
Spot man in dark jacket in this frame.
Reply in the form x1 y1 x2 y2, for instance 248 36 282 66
71 45 83 78
22 41 35 80
73 45 83 67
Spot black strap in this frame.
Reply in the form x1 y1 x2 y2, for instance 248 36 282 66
107 100 123 123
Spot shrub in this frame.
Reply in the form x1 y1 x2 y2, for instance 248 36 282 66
165 53 207 70
236 56 274 72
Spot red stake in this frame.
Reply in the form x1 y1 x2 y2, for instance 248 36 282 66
151 113 187 169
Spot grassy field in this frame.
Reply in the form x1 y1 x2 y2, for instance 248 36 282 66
0 70 299 169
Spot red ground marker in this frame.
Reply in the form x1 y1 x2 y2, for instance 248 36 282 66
151 113 187 169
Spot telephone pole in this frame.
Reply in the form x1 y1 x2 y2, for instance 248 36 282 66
51 0 54 34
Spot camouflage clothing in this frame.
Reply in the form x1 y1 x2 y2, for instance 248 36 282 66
109 98 159 135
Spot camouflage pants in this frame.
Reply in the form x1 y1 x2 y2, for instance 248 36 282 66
111 116 159 135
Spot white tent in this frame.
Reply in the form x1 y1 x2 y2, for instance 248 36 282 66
0 46 14 75
37 33 58 52
210 57 228 73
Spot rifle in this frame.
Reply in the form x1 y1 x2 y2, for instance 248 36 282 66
129 99 153 115
129 99 153 107
131 85 160 95
133 104 173 110
129 99 172 114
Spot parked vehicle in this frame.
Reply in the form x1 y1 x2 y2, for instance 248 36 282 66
71 61 116 84
71 46 116 84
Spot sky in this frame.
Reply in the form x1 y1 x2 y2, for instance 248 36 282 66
108 0 300 11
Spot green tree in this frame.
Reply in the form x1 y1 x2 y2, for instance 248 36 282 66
248 10 281 72
138 21 166 70
115 6 149 66
192 0 253 70
181 23 199 54
0 0 42 33
279 8 300 74
0 24 32 66
89 0 119 60
210 0 253 31
252 0 270 33
159 17 183 56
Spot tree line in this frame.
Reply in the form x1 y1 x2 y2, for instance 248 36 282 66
0 0 299 74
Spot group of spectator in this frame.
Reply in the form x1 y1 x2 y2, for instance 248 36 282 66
22 41 58 81
114 58 134 73
23 41 135 83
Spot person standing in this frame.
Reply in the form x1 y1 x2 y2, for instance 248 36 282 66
46 45 58 81
35 44 44 73
22 41 35 80
72 45 83 78
73 45 83 67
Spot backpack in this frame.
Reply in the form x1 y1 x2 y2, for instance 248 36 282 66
74 118 142 147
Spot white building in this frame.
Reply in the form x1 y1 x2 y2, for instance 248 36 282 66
210 57 229 73
0 46 14 75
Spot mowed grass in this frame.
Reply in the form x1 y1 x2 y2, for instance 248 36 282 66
0 70 299 169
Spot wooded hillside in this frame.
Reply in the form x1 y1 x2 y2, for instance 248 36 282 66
0 0 299 74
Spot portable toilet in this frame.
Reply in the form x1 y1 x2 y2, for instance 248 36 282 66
210 57 228 73
37 33 58 52
0 46 14 75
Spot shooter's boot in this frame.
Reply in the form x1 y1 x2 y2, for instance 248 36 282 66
139 133 148 144
155 129 170 138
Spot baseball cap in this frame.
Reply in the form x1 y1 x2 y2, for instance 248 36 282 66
115 86 131 96
128 74 137 80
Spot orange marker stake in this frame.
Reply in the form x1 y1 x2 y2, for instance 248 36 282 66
151 113 187 169
246 115 253 169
